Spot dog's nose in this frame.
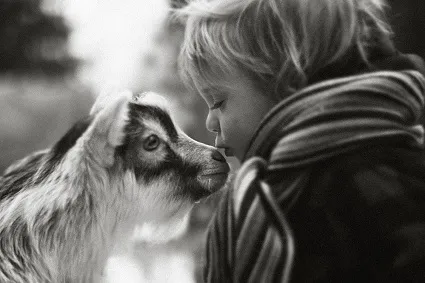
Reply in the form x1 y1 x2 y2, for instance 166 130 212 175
211 150 226 162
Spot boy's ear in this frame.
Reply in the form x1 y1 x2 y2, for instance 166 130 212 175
82 91 132 167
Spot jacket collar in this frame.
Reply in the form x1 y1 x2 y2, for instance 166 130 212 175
308 39 425 85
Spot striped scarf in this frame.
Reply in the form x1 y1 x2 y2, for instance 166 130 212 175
204 70 425 283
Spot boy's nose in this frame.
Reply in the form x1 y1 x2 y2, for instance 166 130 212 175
206 112 220 133
211 150 226 163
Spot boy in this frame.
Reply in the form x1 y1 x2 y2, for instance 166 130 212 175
177 0 425 282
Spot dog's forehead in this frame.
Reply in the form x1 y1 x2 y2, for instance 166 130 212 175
130 93 180 142
142 118 169 138
133 92 171 112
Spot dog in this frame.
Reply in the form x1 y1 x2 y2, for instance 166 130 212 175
0 90 229 282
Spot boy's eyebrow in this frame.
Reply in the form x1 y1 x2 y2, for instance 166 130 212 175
200 87 214 95
200 88 216 100
201 86 228 96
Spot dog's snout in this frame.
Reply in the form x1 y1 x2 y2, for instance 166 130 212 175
211 150 226 162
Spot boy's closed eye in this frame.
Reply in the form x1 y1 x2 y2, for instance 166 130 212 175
209 100 224 110
202 87 227 110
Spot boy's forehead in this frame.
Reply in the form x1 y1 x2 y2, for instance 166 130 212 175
198 85 228 102
198 71 247 93
191 57 239 87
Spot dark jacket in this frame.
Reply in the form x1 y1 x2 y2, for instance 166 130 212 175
278 45 425 282
203 41 425 282
288 146 425 282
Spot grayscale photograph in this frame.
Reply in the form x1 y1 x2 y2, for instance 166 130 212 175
0 0 424 282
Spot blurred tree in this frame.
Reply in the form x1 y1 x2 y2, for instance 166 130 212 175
0 0 77 76
0 0 93 173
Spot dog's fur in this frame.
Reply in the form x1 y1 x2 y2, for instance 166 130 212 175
0 91 229 282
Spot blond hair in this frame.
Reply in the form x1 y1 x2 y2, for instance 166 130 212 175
175 0 392 99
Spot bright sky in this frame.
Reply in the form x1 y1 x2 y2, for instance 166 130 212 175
44 0 170 93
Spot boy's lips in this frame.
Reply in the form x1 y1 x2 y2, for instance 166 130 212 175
224 148 234 157
216 144 234 157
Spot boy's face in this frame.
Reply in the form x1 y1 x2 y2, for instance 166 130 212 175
200 73 276 161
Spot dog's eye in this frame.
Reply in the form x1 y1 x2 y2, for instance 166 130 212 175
143 135 160 151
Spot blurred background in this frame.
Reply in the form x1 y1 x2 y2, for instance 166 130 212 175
0 0 424 282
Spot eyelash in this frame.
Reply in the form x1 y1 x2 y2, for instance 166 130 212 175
209 100 224 110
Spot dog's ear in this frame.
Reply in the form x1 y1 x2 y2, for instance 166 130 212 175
90 89 132 116
133 91 170 110
82 90 132 167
